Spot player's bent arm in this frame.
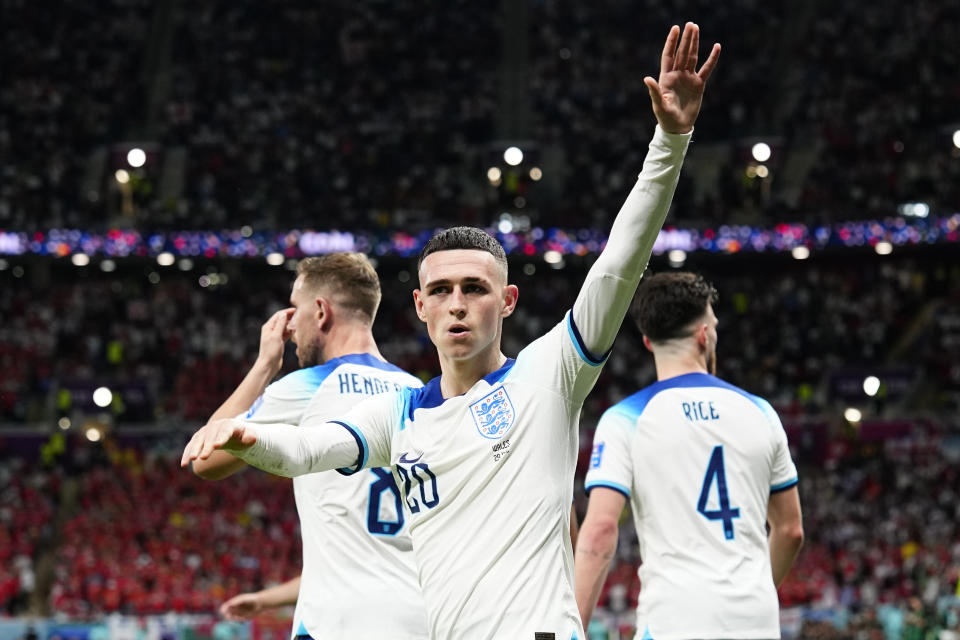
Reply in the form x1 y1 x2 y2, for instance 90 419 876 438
220 577 301 621
192 362 275 479
574 487 626 630
767 485 804 587
193 308 293 480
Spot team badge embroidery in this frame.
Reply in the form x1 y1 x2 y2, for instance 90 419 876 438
469 386 516 439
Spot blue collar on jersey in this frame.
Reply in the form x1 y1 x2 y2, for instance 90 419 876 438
407 358 516 418
619 372 762 418
324 352 407 374
286 352 409 389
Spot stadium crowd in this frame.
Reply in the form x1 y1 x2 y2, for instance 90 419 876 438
3 0 957 232
2 249 958 426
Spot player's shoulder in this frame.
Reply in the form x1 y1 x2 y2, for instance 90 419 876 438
403 359 516 422
326 353 422 386
266 364 333 396
608 372 777 421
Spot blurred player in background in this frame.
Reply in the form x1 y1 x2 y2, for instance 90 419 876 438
575 272 804 639
190 253 427 640
182 23 719 639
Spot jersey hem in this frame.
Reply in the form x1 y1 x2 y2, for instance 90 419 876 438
770 476 798 493
585 480 631 499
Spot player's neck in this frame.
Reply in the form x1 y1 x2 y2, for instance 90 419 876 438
438 349 507 398
653 352 708 381
321 327 384 363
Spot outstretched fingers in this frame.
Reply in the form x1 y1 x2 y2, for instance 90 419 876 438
697 42 722 82
687 23 700 72
660 25 680 77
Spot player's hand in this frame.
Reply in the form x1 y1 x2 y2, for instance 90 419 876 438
645 22 721 134
219 592 265 621
256 308 295 375
181 418 257 468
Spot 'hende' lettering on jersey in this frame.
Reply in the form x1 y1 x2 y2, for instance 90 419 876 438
469 386 516 439
338 372 404 396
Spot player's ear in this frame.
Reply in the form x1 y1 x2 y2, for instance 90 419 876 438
642 335 655 353
316 296 333 332
412 289 427 323
500 284 519 318
696 323 709 349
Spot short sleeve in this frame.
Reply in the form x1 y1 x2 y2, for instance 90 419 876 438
769 422 798 493
309 390 405 474
754 397 798 493
583 406 636 499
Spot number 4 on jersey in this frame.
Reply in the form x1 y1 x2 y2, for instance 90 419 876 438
697 445 740 540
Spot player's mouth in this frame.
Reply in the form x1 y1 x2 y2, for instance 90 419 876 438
447 324 471 338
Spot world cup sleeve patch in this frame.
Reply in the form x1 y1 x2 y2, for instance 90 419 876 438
469 386 516 439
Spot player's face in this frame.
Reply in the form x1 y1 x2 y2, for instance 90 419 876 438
704 302 718 375
288 275 322 368
414 250 518 364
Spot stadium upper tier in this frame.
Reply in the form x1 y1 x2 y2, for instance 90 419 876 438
2 1 957 231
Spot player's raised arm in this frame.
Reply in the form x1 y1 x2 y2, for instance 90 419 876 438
192 308 294 480
571 23 720 358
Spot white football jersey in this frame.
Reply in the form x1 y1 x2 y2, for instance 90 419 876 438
243 353 427 639
585 372 798 640
329 312 604 640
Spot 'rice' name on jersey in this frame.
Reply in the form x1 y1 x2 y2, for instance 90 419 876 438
244 353 427 640
585 372 798 640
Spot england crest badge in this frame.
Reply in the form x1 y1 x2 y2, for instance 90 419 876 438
469 386 516 439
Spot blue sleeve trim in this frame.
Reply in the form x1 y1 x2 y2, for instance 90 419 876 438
566 312 609 367
331 420 369 476
585 480 631 499
770 477 798 493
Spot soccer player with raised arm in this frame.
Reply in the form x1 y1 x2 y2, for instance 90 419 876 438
575 272 804 640
183 23 720 640
190 253 427 640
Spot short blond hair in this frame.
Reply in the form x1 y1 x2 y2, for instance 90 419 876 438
297 253 382 322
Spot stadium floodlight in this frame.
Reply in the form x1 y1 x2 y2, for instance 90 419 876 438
791 246 810 260
843 407 862 423
58 417 71 430
668 249 687 267
156 252 175 266
543 250 562 264
266 252 285 266
751 142 771 162
953 130 960 149
72 253 90 267
487 167 502 183
127 148 147 168
92 387 113 408
503 147 524 166
874 241 893 255
863 376 881 397
115 169 130 184
529 167 543 181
